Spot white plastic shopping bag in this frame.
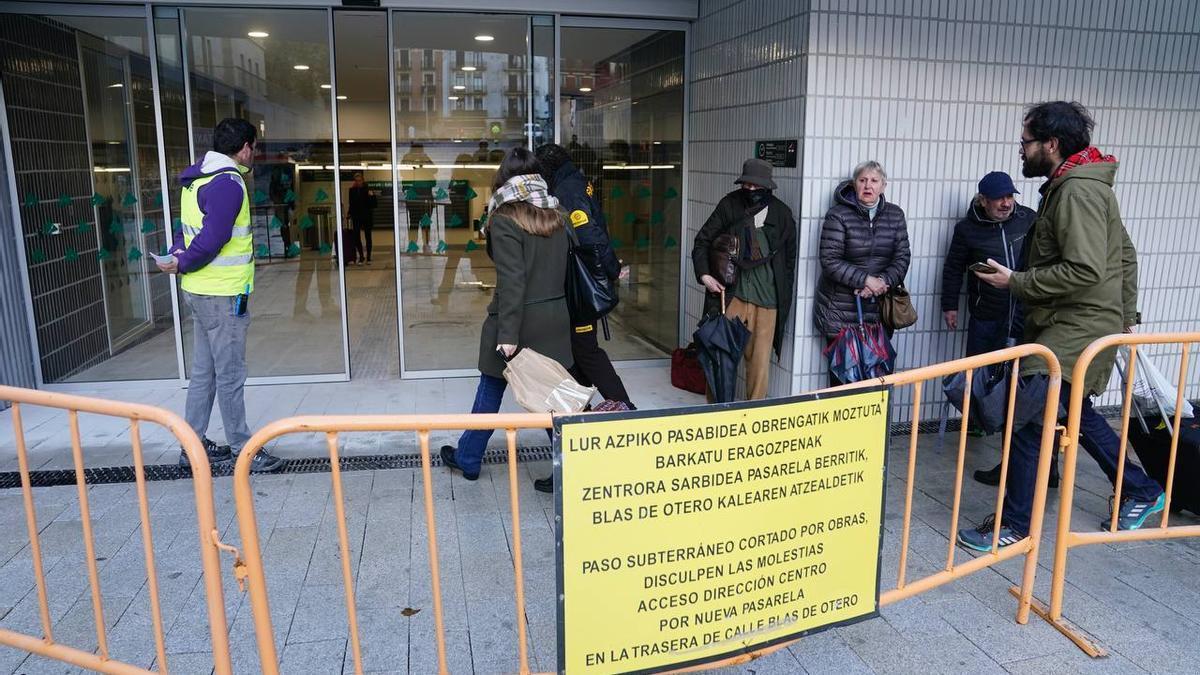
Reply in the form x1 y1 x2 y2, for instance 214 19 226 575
1116 347 1194 420
503 348 596 414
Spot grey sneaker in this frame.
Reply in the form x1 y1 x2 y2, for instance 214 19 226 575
239 448 285 474
956 514 1025 552
179 437 233 468
1104 493 1165 531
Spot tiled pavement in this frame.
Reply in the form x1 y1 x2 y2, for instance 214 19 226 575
2 368 1200 673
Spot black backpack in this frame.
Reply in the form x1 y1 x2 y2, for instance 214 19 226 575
564 225 618 332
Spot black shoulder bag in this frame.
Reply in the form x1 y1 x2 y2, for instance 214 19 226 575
564 225 619 337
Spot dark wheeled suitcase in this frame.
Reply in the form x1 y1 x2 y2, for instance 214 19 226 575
1127 414 1200 515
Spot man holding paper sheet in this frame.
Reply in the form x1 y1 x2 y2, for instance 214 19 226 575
155 118 283 473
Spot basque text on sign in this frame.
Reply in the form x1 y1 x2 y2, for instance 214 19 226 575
555 388 890 673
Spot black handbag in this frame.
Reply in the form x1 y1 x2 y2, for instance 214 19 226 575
564 225 618 327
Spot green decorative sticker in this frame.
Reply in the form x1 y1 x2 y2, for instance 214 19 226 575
636 186 652 198
256 243 269 257
465 187 478 200
406 240 420 253
650 211 665 225
283 189 296 204
287 242 301 257
319 242 332 255
610 186 625 199
64 247 79 263
448 213 463 227
109 218 123 236
128 246 142 262
98 248 111 261
23 193 37 208
57 194 72 208
434 187 448 200
299 215 314 230
159 245 169 256
141 219 157 234
419 213 432 227
665 186 679 199
435 240 447 253
41 220 56 235
315 188 329 203
253 189 269 205
635 236 650 250
404 187 419 200
91 193 105 206
77 220 93 234
465 239 479 252
623 212 637 225
610 238 624 249
122 192 138 206
30 249 46 264
269 215 283 230
153 192 163 207
664 235 678 248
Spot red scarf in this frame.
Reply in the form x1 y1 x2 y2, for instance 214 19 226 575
1051 146 1117 181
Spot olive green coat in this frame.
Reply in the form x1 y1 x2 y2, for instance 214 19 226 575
477 212 573 379
1009 162 1137 395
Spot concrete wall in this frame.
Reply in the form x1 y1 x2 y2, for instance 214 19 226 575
690 0 1200 418
687 0 810 398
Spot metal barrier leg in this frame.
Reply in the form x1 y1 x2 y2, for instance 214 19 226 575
417 430 450 675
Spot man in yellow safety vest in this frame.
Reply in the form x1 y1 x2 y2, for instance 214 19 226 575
155 118 283 473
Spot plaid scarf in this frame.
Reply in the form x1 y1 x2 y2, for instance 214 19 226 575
483 174 559 224
1051 146 1117 181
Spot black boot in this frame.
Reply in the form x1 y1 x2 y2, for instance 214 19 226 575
974 461 1060 488
973 463 1002 486
534 476 554 494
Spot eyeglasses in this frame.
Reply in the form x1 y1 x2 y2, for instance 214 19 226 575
1018 138 1040 149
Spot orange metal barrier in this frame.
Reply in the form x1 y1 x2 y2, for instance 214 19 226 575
223 345 1061 675
0 386 232 675
225 413 553 675
819 344 1061 616
1027 332 1200 657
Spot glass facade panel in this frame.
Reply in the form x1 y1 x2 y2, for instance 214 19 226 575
181 8 345 378
0 11 179 382
391 13 532 373
334 10 398 378
1 8 687 384
560 27 685 358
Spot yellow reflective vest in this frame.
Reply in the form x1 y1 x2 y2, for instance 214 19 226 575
179 168 254 295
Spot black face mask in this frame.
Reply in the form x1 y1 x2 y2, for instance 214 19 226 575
743 187 771 207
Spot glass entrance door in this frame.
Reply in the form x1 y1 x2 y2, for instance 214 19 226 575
558 22 685 359
390 13 552 375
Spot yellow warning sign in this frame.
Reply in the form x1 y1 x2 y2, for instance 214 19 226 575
555 388 890 673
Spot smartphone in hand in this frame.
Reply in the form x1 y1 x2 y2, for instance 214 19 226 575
968 262 998 274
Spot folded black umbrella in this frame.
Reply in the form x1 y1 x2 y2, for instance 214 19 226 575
693 292 751 403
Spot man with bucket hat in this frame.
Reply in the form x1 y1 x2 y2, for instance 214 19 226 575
690 158 797 400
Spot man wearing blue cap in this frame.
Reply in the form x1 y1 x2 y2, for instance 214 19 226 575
941 171 1037 485
941 171 1034 358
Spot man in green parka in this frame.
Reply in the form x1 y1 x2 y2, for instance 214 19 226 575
958 101 1164 552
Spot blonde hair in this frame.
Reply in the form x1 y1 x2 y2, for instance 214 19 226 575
493 202 564 237
852 160 887 182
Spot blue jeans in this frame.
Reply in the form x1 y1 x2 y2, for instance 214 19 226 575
454 374 508 477
965 316 1007 357
183 292 252 451
1003 378 1163 535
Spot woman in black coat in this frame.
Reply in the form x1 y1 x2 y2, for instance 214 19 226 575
441 148 572 481
814 161 911 384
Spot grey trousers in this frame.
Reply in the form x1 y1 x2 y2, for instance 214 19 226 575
183 291 252 451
